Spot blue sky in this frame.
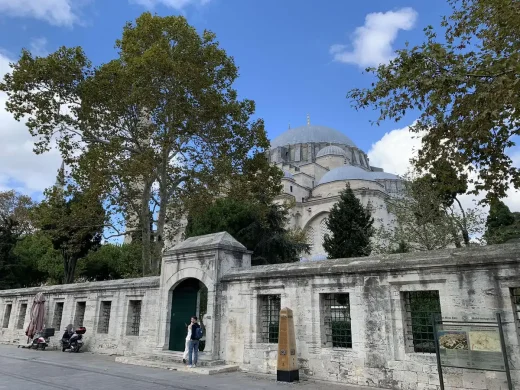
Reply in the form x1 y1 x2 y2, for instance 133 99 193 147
0 0 518 212
0 0 452 151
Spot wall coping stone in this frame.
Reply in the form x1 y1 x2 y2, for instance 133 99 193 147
0 276 160 297
221 243 520 282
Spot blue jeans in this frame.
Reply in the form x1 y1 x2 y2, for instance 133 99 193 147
188 340 199 365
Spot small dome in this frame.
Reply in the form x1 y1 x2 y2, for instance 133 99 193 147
283 170 294 179
299 253 328 262
316 145 347 158
271 124 356 149
370 171 401 180
318 166 375 185
311 253 328 261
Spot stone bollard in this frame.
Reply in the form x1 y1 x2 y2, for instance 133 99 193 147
276 307 299 382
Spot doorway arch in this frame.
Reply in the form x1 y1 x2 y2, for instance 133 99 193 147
168 278 208 352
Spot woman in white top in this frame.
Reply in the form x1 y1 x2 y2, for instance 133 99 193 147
182 323 192 364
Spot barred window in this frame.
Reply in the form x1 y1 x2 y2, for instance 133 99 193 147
74 302 86 328
511 288 520 331
127 300 142 336
319 218 331 240
259 295 281 343
306 227 315 251
322 294 352 348
98 301 112 334
53 302 64 330
2 304 12 328
403 291 441 353
17 303 27 329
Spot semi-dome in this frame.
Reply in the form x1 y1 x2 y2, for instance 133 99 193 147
316 145 347 158
318 166 375 185
370 171 401 180
271 124 356 149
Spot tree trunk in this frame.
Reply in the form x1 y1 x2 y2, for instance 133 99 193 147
445 208 462 248
154 158 169 275
155 156 188 274
454 197 471 246
62 251 76 284
140 180 153 276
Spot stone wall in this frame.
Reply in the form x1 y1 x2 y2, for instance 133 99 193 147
0 277 160 356
1 234 520 390
219 243 520 389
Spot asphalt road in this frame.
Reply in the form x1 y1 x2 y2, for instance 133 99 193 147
0 345 372 390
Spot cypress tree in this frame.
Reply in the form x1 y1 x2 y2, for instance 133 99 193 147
323 184 374 258
485 200 520 244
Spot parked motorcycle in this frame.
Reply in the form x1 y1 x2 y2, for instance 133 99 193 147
30 328 55 350
61 325 86 353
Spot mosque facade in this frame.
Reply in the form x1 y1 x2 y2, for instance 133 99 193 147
268 117 403 260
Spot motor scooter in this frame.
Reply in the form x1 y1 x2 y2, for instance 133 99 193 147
61 325 86 353
29 328 55 350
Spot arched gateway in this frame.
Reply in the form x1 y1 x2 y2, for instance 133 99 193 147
156 232 251 359
168 278 208 351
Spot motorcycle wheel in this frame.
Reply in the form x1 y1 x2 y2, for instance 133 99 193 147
40 346 46 351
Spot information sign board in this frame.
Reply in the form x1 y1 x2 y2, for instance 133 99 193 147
432 313 512 390
436 324 504 371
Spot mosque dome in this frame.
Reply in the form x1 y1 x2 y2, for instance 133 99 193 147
318 166 376 185
316 145 347 158
271 124 356 149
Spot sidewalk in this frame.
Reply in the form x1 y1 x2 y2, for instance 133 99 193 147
0 344 379 390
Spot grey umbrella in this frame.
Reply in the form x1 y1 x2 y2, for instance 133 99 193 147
25 292 46 342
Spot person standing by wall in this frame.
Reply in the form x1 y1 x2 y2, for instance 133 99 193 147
188 316 202 368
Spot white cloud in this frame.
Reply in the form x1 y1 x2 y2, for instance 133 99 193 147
30 37 49 57
0 0 77 26
368 125 520 213
331 7 418 68
0 53 62 194
130 0 210 10
367 123 423 176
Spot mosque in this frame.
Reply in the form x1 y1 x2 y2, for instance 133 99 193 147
141 116 404 258
268 116 403 260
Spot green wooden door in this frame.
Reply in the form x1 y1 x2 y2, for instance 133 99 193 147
169 279 200 351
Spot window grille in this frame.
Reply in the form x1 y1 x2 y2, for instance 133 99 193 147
319 218 330 238
17 303 27 329
74 302 86 327
323 294 352 348
53 302 64 330
2 304 12 328
511 288 520 332
306 227 315 251
98 301 112 334
403 291 441 353
128 300 142 336
259 295 281 343
319 218 331 249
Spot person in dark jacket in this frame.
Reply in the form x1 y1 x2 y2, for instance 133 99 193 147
188 316 201 367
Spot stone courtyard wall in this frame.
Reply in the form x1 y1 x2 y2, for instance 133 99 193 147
219 244 520 389
0 277 160 355
0 238 520 390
